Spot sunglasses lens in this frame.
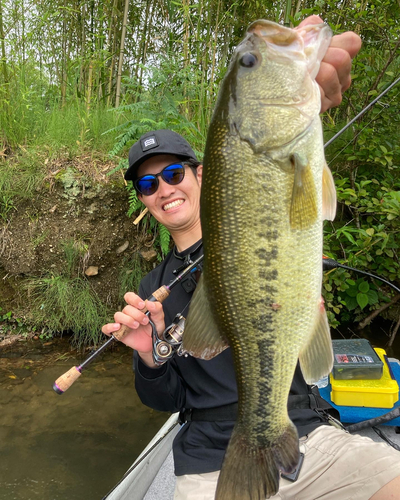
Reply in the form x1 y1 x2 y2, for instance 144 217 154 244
136 176 158 196
162 164 185 185
135 164 186 195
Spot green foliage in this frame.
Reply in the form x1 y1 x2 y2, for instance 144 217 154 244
25 237 110 348
323 170 400 327
27 274 109 349
61 238 90 278
106 54 207 161
158 224 171 257
118 252 150 301
0 306 30 338
1 0 400 335
126 181 144 218
0 194 16 223
41 102 121 155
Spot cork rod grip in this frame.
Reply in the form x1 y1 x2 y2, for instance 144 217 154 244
53 366 82 394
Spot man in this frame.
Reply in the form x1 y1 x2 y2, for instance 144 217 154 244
103 17 400 500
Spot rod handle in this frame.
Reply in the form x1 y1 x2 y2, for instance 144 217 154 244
112 287 170 342
53 366 82 395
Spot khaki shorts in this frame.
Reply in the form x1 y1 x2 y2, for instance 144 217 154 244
174 425 400 500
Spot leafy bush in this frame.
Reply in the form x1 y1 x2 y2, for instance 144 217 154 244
27 274 110 349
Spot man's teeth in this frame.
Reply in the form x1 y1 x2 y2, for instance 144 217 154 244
163 200 184 211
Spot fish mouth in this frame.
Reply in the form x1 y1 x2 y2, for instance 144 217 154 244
247 20 305 58
249 20 301 44
162 199 184 211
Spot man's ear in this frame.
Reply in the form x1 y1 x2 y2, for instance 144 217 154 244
196 164 203 186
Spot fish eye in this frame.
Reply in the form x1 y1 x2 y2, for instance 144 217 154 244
239 52 258 68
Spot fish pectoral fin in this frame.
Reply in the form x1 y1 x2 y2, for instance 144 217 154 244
322 162 337 221
299 298 333 384
289 153 318 230
182 275 229 360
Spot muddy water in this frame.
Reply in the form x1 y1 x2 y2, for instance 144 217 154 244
0 338 168 500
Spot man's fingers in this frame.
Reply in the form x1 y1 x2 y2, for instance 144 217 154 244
329 31 362 60
102 322 122 336
317 60 343 112
297 14 323 28
115 310 144 330
321 46 352 91
145 300 165 334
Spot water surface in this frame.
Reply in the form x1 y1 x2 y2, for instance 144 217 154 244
0 338 168 500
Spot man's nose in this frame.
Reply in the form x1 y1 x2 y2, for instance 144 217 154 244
157 177 176 196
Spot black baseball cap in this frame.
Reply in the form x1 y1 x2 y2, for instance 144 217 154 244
125 129 198 181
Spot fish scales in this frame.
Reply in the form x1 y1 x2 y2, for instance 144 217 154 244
183 19 336 500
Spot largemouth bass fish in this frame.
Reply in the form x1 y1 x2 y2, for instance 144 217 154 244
183 20 336 499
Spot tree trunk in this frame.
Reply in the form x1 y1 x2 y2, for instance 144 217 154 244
115 0 129 108
107 0 119 106
0 0 8 86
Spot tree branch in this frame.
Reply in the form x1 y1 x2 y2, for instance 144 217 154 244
358 293 400 330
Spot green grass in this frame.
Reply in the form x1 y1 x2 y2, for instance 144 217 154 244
40 102 121 155
27 274 111 349
118 253 150 302
0 100 123 224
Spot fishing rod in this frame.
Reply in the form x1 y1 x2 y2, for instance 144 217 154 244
53 255 204 395
323 256 400 294
324 74 400 149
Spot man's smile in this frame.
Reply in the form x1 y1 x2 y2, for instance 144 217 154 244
163 199 184 211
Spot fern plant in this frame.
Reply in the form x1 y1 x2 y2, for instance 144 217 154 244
106 55 206 260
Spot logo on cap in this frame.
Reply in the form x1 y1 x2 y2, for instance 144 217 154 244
141 136 158 151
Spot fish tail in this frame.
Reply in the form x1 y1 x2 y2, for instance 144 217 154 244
215 423 299 500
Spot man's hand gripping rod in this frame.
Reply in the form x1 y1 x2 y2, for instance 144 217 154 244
53 255 204 394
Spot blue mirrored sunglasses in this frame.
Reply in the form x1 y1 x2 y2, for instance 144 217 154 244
134 163 186 196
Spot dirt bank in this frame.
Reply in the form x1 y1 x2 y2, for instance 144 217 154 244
0 154 156 344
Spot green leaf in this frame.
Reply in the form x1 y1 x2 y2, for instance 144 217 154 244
357 292 369 310
345 295 358 311
367 289 379 305
358 281 370 293
346 286 358 298
158 224 171 256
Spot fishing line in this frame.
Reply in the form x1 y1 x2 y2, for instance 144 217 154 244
372 426 400 451
325 89 400 168
324 74 400 149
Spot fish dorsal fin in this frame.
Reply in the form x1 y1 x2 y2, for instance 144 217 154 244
299 298 333 384
290 152 318 230
182 275 229 359
322 162 337 221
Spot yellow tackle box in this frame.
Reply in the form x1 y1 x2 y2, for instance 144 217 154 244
330 348 399 408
